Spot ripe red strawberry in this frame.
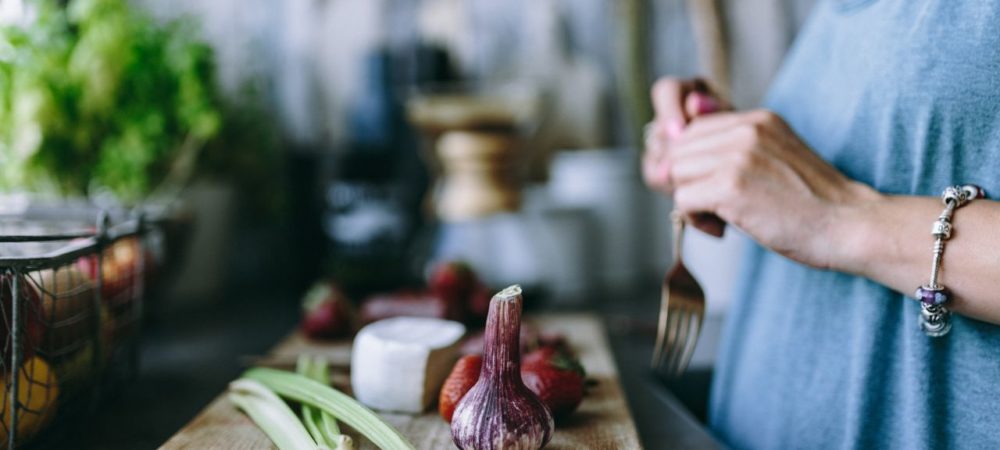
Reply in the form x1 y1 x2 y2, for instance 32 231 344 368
439 354 482 423
520 347 586 418
466 281 492 321
428 261 476 304
301 282 354 339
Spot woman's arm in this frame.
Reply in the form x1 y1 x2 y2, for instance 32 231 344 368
836 194 1000 324
644 84 1000 325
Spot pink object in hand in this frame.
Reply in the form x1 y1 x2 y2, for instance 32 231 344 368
689 92 721 115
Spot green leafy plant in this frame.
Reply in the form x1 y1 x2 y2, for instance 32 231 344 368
0 0 223 201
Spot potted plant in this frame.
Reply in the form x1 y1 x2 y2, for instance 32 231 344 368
0 0 224 203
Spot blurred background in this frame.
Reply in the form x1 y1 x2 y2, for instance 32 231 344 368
0 0 816 447
1 0 816 311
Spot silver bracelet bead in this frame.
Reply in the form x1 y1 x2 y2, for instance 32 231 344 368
942 185 965 205
931 219 952 239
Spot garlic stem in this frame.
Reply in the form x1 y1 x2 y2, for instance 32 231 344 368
482 285 524 379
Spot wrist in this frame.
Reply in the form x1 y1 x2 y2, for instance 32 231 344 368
825 181 887 275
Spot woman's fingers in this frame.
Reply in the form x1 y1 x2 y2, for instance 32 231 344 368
643 128 670 189
668 122 749 163
645 112 745 191
651 78 690 130
645 77 731 193
669 147 740 186
673 175 728 221
651 78 715 136
675 109 775 143
674 173 731 238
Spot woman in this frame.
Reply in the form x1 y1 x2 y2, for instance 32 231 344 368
643 1 1000 448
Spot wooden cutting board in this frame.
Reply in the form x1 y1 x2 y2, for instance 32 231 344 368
161 314 642 449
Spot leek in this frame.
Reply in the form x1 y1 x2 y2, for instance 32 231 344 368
311 361 350 447
228 379 327 450
297 356 353 450
242 368 414 450
297 356 328 445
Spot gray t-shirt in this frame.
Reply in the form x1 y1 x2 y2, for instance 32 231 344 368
708 1 1000 448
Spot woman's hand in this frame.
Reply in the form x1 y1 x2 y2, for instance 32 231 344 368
642 77 880 270
642 85 1000 327
662 108 1000 325
644 77 730 236
644 78 728 191
666 109 880 269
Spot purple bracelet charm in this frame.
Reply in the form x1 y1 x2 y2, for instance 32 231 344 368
915 285 950 306
915 184 984 337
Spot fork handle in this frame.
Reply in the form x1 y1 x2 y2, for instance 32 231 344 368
671 211 686 262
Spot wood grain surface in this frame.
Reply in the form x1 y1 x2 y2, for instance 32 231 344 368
161 314 642 449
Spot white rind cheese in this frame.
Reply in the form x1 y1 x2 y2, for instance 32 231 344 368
351 317 466 413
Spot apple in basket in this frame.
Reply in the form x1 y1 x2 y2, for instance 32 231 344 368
0 356 60 446
77 237 143 307
32 267 97 358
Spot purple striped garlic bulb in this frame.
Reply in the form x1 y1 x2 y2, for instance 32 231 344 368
450 285 554 450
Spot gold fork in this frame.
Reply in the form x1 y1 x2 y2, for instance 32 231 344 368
651 211 706 376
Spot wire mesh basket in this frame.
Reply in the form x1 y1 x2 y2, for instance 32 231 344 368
0 210 152 448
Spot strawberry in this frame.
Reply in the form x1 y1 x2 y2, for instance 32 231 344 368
466 281 492 321
520 347 586 418
301 282 354 339
537 332 571 356
438 354 482 423
428 261 478 314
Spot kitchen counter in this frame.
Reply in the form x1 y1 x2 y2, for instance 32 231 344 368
37 287 723 449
